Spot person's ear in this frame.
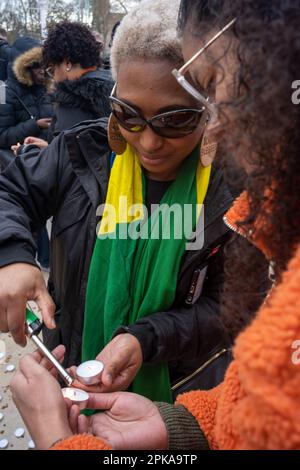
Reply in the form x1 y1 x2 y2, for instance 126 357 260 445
65 62 72 72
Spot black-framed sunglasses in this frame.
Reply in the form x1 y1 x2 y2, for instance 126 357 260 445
109 87 207 139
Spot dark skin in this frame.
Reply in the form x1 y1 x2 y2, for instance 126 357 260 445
116 58 204 181
9 17 274 451
30 66 46 86
30 66 52 129
9 57 211 450
181 30 255 175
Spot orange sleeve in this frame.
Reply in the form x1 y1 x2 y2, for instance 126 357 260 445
50 434 112 450
175 386 222 450
176 362 243 450
177 246 300 449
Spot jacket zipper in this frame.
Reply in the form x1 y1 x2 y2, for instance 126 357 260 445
171 348 229 392
223 215 251 239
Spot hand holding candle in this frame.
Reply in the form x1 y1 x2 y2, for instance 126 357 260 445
95 333 143 391
67 334 142 394
10 346 73 449
62 388 89 410
76 360 104 385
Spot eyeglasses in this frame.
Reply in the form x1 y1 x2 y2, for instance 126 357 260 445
30 62 42 70
109 87 207 139
172 18 237 121
45 66 54 78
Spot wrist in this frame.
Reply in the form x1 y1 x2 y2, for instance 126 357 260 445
44 427 73 450
34 416 73 449
123 333 143 363
113 324 154 362
47 428 73 450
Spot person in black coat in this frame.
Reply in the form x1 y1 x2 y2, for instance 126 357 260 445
0 38 53 270
0 39 53 149
44 21 113 141
0 28 9 82
23 22 113 150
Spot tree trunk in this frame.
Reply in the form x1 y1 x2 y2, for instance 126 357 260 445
91 0 110 42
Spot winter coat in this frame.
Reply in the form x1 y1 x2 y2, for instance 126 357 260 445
0 119 233 390
0 45 53 148
48 69 113 141
0 39 10 81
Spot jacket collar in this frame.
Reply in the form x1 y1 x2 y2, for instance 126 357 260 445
224 191 273 260
63 118 111 207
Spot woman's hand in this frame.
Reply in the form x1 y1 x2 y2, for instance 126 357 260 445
71 334 143 393
10 346 73 449
68 392 168 450
24 136 49 148
0 263 56 346
36 118 52 129
96 333 143 391
11 142 21 155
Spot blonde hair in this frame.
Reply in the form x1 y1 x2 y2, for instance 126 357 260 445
110 0 182 80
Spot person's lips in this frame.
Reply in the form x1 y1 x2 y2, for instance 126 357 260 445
140 154 168 165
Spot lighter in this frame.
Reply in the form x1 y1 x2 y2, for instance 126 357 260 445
25 306 74 387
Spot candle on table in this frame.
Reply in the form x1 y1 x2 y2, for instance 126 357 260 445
28 440 35 449
0 439 8 449
14 427 25 438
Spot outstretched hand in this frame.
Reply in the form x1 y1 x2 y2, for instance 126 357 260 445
68 391 168 450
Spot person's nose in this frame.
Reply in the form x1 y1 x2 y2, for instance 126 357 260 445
139 125 164 153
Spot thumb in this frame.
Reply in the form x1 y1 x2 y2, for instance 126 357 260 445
34 289 56 329
87 392 120 411
100 353 128 386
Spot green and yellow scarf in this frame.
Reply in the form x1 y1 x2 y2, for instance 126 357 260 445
82 145 211 403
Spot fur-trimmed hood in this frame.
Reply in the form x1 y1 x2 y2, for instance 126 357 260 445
13 46 43 87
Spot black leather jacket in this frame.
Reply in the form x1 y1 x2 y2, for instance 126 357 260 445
0 119 234 391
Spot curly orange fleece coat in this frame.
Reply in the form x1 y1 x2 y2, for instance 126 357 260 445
52 192 300 450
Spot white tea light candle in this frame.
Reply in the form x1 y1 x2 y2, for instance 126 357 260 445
0 439 8 449
14 428 25 438
76 360 104 385
61 388 89 410
28 439 35 449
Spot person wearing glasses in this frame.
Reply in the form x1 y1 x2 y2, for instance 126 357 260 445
0 0 240 395
9 0 300 450
0 38 53 271
0 38 52 152
75 0 246 405
0 0 245 409
22 21 113 150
